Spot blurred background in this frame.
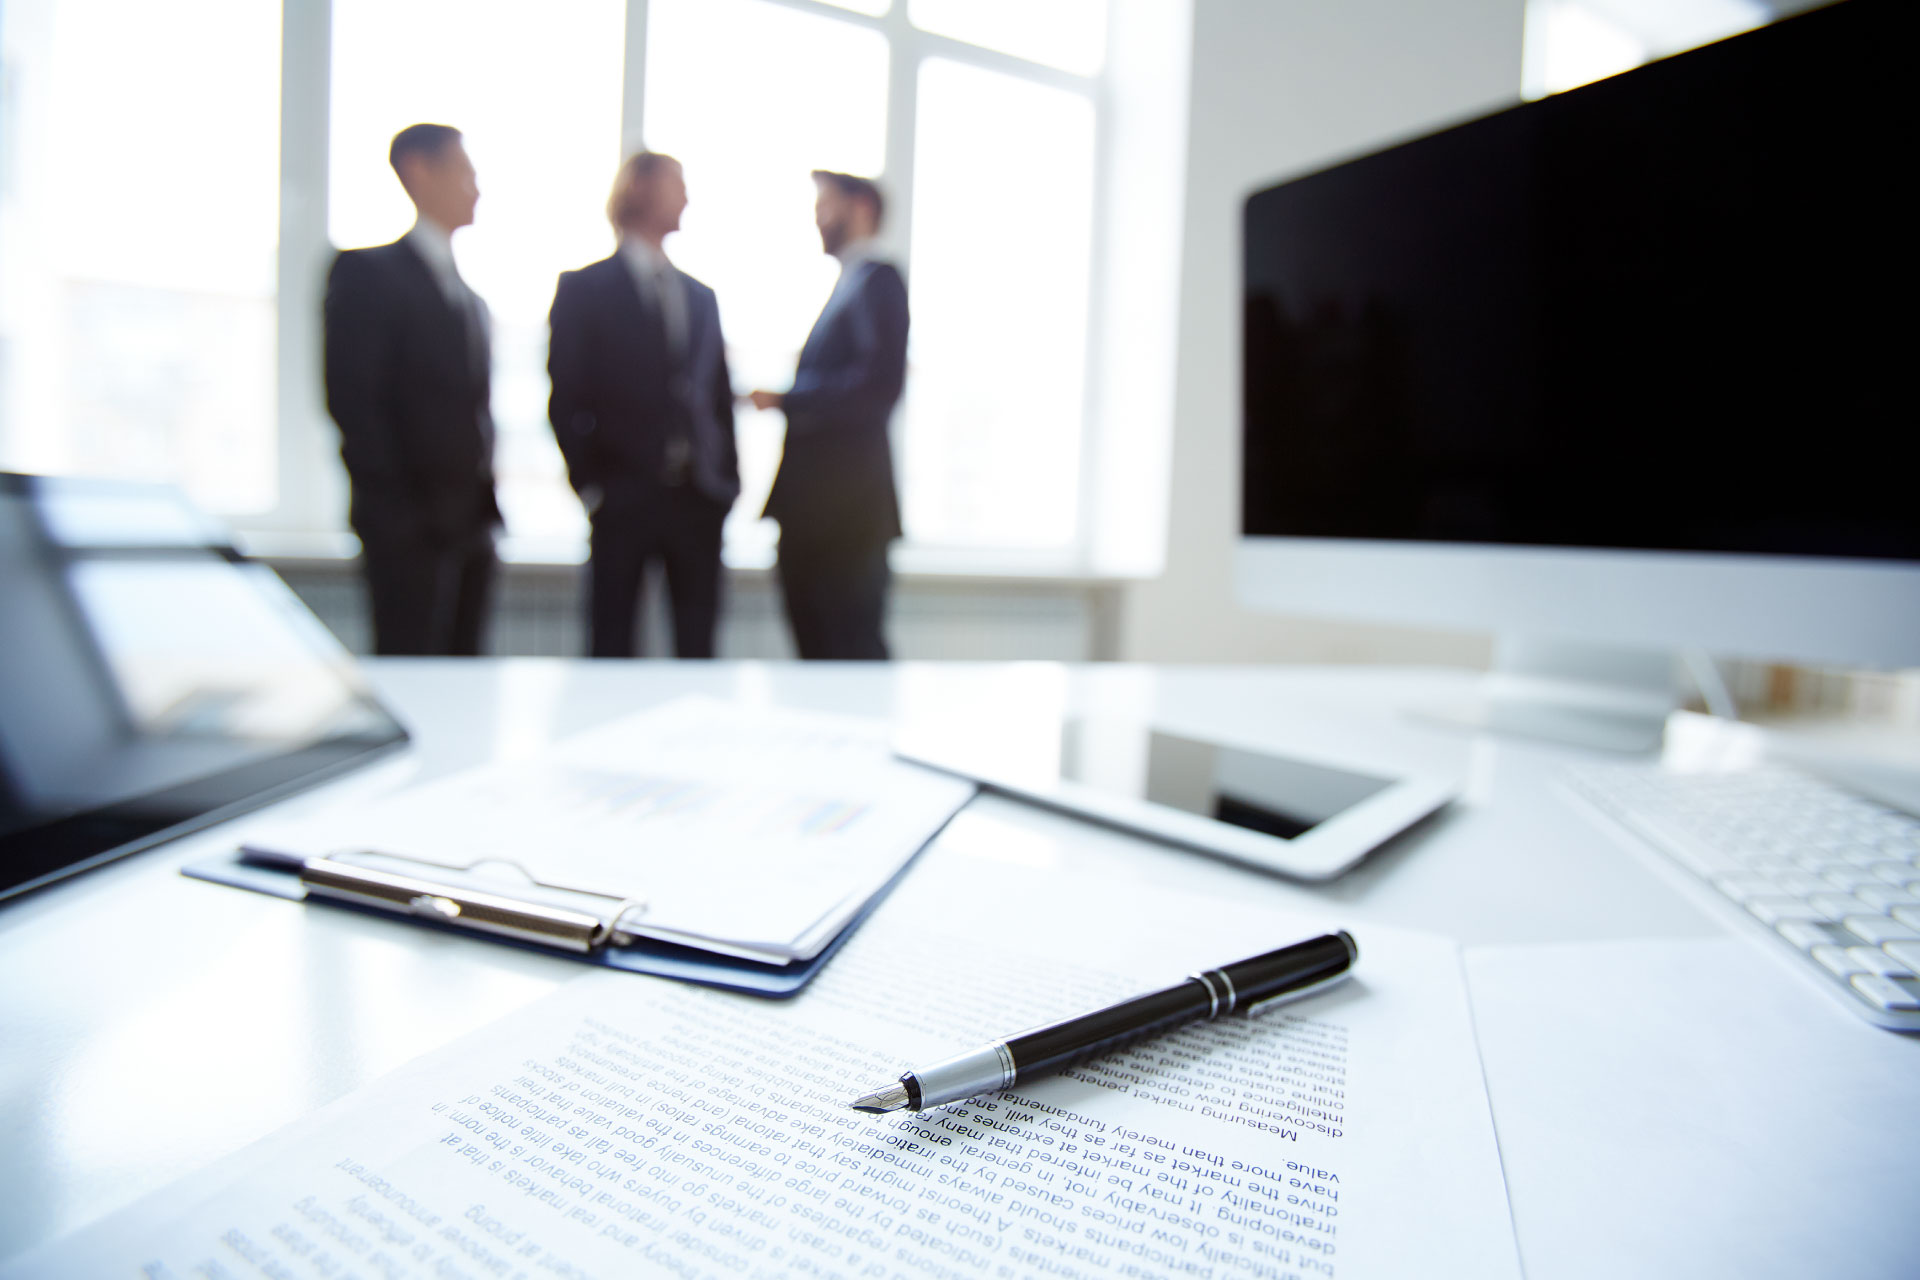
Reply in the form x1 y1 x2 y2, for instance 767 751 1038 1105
0 0 1890 720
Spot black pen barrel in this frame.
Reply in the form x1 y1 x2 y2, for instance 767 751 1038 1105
1218 931 1357 1009
1005 981 1213 1078
1003 932 1357 1080
888 932 1358 1112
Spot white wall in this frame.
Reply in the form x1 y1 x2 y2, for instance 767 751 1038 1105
1118 0 1526 665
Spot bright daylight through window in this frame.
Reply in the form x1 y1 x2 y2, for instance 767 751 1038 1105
908 58 1095 550
642 0 889 564
0 0 281 515
328 0 625 549
2 0 1110 562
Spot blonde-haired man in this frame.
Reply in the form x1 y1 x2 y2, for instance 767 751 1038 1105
549 152 740 657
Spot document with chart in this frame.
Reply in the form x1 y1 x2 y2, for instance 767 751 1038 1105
220 695 975 964
10 822 1520 1279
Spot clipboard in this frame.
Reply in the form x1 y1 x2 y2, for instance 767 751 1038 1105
178 696 978 997
182 834 940 998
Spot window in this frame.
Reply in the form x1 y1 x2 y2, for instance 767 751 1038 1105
908 0 1108 76
641 0 890 564
638 0 1107 559
0 0 281 514
328 0 625 547
2 0 1115 566
907 59 1095 550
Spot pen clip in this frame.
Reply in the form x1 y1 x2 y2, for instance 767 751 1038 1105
1244 969 1353 1018
299 854 640 954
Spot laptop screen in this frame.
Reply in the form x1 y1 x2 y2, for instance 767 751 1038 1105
0 473 408 898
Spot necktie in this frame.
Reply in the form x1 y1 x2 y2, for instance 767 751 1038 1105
455 281 489 381
640 264 694 486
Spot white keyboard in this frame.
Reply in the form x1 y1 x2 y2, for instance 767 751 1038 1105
1565 762 1920 1031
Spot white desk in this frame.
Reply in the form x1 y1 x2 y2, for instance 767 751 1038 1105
2 661 1911 1276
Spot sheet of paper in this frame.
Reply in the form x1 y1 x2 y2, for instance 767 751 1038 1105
14 823 1518 1280
240 696 975 960
1466 937 1920 1280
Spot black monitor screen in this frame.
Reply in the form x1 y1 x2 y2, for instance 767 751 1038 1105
0 473 409 898
1242 0 1917 562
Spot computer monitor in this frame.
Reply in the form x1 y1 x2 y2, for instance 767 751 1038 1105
1238 0 1920 749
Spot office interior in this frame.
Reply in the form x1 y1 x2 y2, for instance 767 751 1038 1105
5 0 1901 720
5 2 1920 1276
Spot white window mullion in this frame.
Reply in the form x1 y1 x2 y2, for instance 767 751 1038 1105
621 0 650 154
275 0 339 537
1072 60 1115 574
879 11 919 273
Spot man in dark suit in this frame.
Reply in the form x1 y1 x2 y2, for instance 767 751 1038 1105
548 152 739 658
749 171 908 661
323 123 499 656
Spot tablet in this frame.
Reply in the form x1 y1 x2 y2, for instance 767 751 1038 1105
894 713 1453 880
0 473 410 901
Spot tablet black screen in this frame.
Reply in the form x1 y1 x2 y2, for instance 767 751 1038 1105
0 473 408 899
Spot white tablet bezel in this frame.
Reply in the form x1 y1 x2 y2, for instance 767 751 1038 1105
894 716 1454 881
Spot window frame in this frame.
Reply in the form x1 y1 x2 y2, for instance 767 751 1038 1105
259 0 1115 572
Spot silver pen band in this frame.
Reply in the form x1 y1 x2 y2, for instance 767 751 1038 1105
1188 968 1239 1017
908 1041 1018 1110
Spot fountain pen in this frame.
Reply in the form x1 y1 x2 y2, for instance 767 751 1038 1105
850 931 1357 1114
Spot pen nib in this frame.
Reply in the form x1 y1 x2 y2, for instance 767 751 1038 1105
850 1082 911 1114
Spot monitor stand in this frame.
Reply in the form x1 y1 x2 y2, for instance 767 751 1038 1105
1412 636 1677 754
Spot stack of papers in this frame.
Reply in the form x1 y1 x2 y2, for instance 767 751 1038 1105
223 696 976 966
11 831 1522 1278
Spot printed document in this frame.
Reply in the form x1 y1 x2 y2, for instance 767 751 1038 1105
13 821 1518 1279
238 696 975 962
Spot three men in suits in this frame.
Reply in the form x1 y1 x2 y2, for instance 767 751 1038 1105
548 153 740 658
749 171 909 661
324 123 499 656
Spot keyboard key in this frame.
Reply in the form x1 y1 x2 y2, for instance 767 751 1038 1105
1870 861 1920 886
1748 897 1831 925
1894 905 1920 932
1847 946 1915 978
1824 869 1885 894
1883 941 1920 973
1751 855 1809 873
1842 916 1920 946
1848 973 1920 1012
1774 872 1836 897
1777 921 1854 950
1811 946 1864 976
1854 885 1920 912
1807 894 1872 920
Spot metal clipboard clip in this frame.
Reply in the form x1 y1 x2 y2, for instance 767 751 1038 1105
294 852 644 955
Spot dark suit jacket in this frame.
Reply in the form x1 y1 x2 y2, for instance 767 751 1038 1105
323 239 498 546
763 258 908 545
547 254 740 508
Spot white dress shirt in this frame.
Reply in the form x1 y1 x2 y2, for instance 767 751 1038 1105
404 217 489 381
824 235 880 312
404 218 465 302
620 237 688 356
